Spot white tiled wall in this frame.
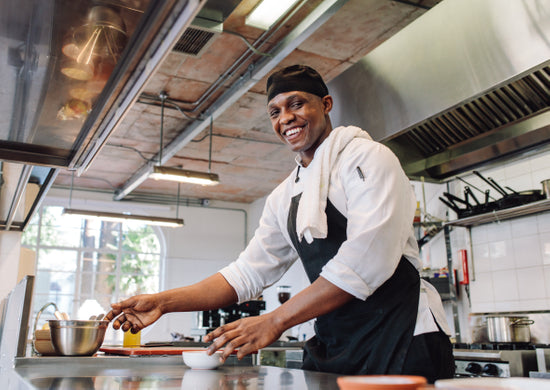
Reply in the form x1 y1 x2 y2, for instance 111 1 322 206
413 149 550 340
469 213 550 312
464 150 550 313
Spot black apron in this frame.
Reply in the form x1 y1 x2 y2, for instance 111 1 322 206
287 193 420 375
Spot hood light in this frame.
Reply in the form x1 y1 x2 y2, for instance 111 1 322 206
245 0 300 30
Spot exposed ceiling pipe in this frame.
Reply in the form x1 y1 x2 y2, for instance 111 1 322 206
0 162 4 204
391 0 432 10
135 0 311 116
114 0 350 201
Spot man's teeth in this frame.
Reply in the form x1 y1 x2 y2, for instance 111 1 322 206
285 127 302 136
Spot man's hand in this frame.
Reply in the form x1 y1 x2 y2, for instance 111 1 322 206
105 294 163 333
203 312 284 362
203 277 354 362
104 274 238 335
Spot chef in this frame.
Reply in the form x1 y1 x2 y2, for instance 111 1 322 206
106 65 455 382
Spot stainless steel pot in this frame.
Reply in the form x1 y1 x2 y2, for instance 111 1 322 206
49 319 108 356
486 315 534 343
542 179 550 198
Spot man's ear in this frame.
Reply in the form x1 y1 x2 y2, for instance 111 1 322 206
322 95 333 114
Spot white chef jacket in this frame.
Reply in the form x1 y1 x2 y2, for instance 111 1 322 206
220 137 451 336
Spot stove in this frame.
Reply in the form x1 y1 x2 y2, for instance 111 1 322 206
452 343 549 378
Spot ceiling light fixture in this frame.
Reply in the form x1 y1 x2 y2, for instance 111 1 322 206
62 208 184 227
62 173 183 227
245 0 300 30
150 166 219 185
149 92 219 186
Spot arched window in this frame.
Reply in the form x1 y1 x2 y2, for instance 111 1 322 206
22 205 163 343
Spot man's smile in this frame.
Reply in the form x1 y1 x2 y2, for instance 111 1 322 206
284 126 304 138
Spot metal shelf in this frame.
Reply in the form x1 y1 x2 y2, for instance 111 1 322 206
445 198 550 227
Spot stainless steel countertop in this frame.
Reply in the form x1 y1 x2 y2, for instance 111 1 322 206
6 355 340 389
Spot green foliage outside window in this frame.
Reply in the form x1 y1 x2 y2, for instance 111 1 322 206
22 206 162 325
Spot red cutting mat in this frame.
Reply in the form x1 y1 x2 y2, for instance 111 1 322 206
99 346 252 356
99 346 205 356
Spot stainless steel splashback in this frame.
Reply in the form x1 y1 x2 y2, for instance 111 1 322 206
329 0 550 181
0 0 218 231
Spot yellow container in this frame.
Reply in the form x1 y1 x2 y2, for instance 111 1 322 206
123 330 141 347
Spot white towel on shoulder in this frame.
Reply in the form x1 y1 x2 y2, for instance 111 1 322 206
297 125 373 243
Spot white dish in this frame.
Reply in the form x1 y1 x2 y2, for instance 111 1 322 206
337 375 427 389
182 350 223 370
435 377 550 389
180 369 223 389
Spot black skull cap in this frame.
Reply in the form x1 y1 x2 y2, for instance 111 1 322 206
266 65 329 102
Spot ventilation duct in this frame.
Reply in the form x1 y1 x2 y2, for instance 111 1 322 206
172 16 222 57
329 0 550 181
172 0 241 57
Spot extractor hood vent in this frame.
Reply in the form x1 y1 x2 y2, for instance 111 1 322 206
405 66 550 157
328 0 550 181
172 25 218 57
171 0 243 57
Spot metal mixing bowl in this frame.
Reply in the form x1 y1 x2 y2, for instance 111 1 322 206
48 320 109 356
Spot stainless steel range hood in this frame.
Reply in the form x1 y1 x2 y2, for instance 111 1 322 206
0 0 218 231
0 0 243 231
329 0 550 181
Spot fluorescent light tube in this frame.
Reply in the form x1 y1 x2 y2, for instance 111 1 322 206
62 208 184 227
150 166 219 186
245 0 300 30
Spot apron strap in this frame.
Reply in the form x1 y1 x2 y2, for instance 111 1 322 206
287 192 420 375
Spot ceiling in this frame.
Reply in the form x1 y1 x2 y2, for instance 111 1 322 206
52 0 442 204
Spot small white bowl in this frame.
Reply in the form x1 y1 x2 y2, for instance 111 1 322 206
182 350 223 370
180 369 223 389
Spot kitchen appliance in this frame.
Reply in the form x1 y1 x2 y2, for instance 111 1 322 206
329 0 550 182
277 285 291 304
486 315 534 343
453 343 548 378
198 300 266 333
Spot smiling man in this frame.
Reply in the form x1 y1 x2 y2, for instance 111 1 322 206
106 65 455 383
266 66 332 165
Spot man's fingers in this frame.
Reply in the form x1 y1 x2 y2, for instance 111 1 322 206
206 326 240 354
204 325 225 341
235 338 257 359
221 341 238 362
204 322 237 343
111 313 129 329
104 309 122 321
